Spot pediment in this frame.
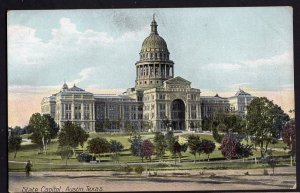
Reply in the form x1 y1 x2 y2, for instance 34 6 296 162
165 76 191 85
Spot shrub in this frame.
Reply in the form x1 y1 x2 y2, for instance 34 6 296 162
77 153 95 162
123 165 133 174
135 165 144 175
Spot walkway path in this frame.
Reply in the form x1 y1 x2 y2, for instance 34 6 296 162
9 167 296 192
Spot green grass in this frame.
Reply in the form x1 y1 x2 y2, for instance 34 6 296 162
9 132 290 172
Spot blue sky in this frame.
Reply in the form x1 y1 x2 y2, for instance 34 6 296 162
8 7 293 92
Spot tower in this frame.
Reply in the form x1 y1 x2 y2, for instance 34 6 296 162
135 16 174 91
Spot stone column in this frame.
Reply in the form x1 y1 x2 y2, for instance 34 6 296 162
89 103 92 120
159 64 161 77
92 103 95 120
61 103 64 120
166 65 169 77
164 64 167 78
71 103 75 120
81 103 84 120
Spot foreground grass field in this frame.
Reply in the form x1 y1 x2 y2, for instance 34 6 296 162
9 132 291 172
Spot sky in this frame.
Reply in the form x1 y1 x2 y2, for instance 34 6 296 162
7 7 295 127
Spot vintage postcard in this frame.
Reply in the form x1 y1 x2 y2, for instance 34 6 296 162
8 7 295 192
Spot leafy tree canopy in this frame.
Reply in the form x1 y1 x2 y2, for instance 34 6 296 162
87 137 111 157
28 113 59 154
58 121 89 150
282 119 296 155
246 97 289 157
153 132 167 160
8 135 22 158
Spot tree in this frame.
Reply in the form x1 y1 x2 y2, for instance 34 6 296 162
153 132 167 161
58 121 89 156
11 126 23 136
212 127 223 143
87 137 111 161
201 139 216 161
8 134 22 158
28 113 59 155
187 135 201 163
165 131 176 154
141 140 154 161
282 119 296 156
246 97 290 158
220 133 253 160
220 133 240 160
130 135 144 161
202 117 213 131
172 141 187 164
212 112 246 145
110 140 124 163
262 150 279 175
124 121 135 140
236 143 253 162
57 146 73 166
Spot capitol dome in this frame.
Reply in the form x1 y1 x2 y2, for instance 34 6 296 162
140 16 169 53
135 16 174 91
139 16 170 62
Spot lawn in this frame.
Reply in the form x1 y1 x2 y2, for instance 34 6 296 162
9 132 291 172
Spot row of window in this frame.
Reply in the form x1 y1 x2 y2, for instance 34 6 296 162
64 103 90 111
140 52 169 60
64 112 90 120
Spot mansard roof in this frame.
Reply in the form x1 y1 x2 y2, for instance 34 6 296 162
57 84 93 96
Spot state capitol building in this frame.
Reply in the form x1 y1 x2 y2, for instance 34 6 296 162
41 17 255 132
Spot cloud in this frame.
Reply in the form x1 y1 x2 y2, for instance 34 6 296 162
241 50 293 68
8 17 148 86
201 50 293 71
68 67 96 85
8 25 47 66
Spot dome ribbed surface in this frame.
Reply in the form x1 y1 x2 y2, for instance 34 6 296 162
141 34 168 51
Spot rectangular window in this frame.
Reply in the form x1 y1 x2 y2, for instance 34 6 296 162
65 104 71 111
131 106 136 111
75 104 81 110
84 112 90 119
65 112 71 120
75 112 81 120
84 104 89 111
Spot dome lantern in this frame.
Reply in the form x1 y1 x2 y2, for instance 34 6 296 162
151 14 158 35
